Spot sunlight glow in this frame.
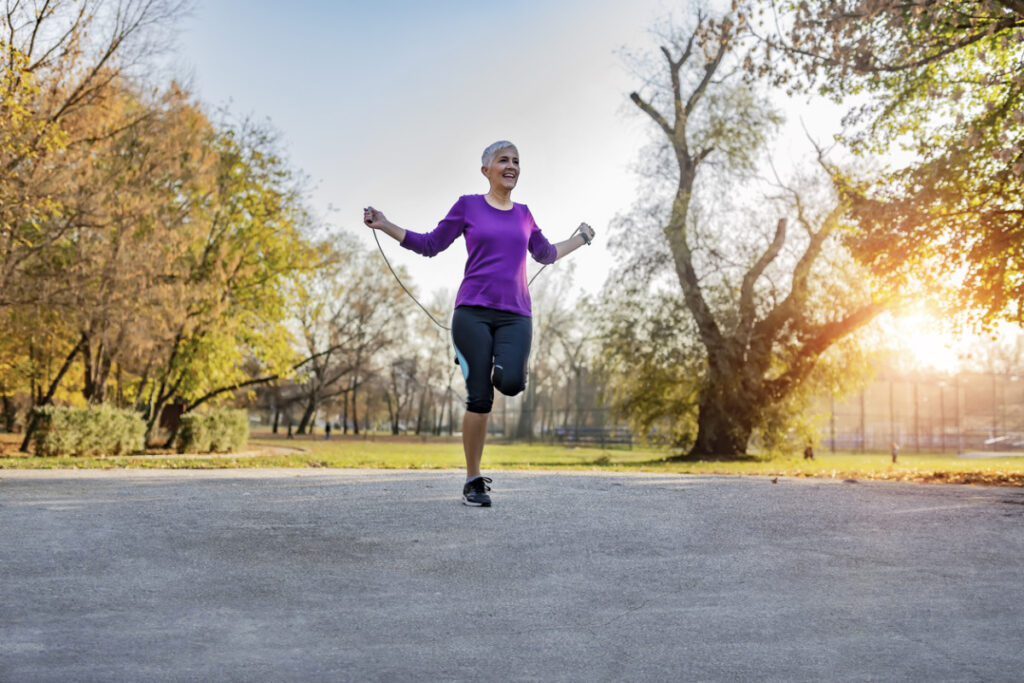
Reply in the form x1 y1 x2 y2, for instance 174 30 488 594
885 311 969 374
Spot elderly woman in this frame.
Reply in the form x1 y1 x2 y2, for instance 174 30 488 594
364 140 595 507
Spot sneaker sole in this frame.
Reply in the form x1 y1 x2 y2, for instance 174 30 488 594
462 496 491 507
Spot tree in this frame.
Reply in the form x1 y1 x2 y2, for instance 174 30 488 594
514 265 584 439
303 235 411 435
619 11 888 457
411 289 458 436
1 0 188 308
65 83 214 407
287 234 414 434
598 289 703 448
134 119 318 443
752 1 1024 322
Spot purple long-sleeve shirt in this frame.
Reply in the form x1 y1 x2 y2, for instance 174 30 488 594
400 194 557 317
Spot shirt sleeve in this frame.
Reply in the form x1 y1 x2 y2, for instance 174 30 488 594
525 206 557 265
400 196 466 257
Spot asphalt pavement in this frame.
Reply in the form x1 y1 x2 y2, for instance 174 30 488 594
2 468 1023 682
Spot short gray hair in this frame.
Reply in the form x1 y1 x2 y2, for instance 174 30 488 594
481 140 518 167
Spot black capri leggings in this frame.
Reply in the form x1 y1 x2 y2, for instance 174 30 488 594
451 305 532 414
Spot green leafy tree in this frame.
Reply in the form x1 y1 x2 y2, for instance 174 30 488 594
752 1 1024 322
137 120 319 443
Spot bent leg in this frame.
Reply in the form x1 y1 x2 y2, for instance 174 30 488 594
491 311 532 397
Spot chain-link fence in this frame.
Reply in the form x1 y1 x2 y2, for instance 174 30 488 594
817 372 1024 453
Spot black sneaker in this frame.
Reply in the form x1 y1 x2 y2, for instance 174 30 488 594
462 477 493 507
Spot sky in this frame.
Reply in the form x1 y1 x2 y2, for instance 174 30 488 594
173 0 685 303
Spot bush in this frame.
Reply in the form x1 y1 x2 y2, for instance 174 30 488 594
176 414 211 454
176 409 249 454
31 405 146 457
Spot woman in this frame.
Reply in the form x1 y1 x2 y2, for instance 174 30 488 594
363 140 595 506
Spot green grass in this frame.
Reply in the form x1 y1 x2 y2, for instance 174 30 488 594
2 430 1022 485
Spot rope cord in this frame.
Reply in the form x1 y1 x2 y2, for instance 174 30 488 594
371 225 583 332
371 228 452 331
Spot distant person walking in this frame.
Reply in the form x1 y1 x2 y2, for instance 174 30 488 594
364 141 595 506
325 423 331 440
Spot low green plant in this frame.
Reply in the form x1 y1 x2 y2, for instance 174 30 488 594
30 405 145 457
177 409 249 454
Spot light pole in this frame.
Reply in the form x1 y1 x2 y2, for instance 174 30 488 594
938 380 946 453
830 393 836 453
955 375 964 453
991 369 998 440
913 377 920 452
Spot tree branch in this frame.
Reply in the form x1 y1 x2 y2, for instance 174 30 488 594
185 374 279 412
629 91 673 138
684 20 731 117
765 299 889 399
738 218 786 337
663 28 693 131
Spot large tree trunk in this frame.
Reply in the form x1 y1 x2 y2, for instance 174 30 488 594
297 394 316 434
414 388 427 435
82 335 114 404
1 392 16 432
351 375 360 436
342 390 349 435
688 383 756 459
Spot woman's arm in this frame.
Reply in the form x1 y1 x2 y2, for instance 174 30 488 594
553 222 596 260
363 207 406 243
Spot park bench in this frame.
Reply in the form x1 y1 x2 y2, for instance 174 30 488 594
554 426 633 449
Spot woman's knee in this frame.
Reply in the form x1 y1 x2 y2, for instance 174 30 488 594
465 397 493 414
491 363 526 396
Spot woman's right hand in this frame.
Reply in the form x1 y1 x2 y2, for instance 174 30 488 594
363 206 389 230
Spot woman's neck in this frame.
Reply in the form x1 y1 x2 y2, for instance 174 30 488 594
485 189 513 209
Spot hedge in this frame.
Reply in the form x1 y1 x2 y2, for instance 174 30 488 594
176 409 249 454
31 405 146 457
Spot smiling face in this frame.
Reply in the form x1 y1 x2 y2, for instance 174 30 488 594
482 146 519 194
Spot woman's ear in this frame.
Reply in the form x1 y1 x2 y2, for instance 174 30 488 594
480 165 489 177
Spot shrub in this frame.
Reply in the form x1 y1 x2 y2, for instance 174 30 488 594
176 414 211 454
176 409 249 454
31 405 145 457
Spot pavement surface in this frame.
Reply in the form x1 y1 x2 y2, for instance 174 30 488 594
2 469 1023 682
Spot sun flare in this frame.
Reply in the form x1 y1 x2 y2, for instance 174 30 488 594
886 312 967 374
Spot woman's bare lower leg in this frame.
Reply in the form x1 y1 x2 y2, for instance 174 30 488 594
462 410 489 478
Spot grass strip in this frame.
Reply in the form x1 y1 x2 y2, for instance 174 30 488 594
1 434 1022 486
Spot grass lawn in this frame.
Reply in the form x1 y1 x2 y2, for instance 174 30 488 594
1 430 1022 486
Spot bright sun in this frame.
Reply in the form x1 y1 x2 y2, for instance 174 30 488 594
886 312 966 374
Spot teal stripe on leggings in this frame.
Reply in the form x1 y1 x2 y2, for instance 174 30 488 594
453 339 470 382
